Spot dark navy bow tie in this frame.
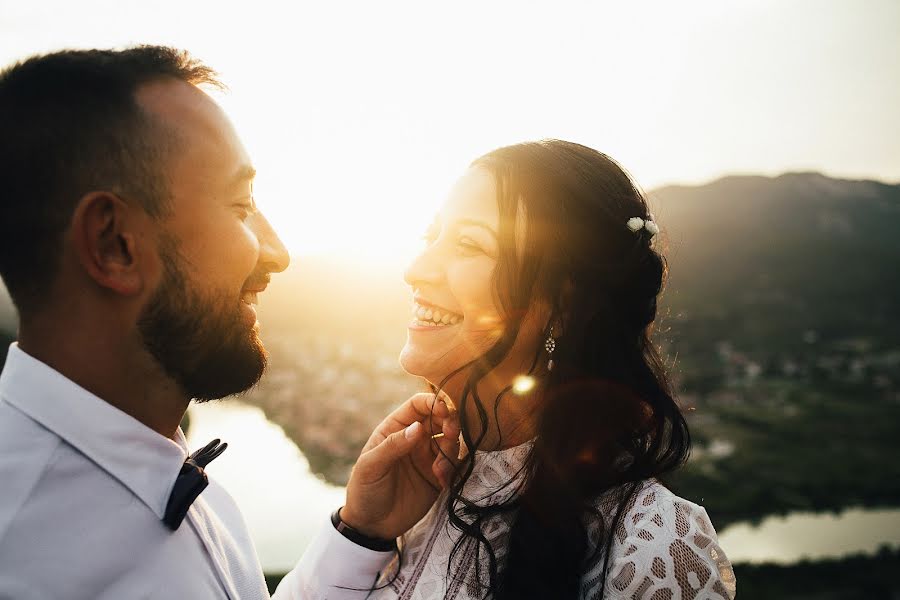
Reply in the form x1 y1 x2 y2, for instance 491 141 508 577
163 438 228 531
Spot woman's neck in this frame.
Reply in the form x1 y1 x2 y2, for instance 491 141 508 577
441 370 543 452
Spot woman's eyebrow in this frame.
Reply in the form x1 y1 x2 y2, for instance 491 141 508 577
455 218 499 239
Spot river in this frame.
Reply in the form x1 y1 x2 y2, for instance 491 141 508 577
186 400 900 573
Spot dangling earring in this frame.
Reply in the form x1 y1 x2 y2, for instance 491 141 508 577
545 326 556 371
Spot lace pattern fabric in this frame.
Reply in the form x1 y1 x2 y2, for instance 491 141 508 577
374 442 736 600
587 482 737 599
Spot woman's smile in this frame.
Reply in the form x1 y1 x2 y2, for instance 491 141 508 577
409 299 464 330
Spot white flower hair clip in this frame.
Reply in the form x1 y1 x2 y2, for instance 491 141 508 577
626 215 659 237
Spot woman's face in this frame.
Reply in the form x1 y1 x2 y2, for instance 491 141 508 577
400 167 546 390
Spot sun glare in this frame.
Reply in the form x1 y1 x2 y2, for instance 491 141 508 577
512 375 536 395
211 89 460 267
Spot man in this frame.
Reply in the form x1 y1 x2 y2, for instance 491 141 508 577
0 47 457 598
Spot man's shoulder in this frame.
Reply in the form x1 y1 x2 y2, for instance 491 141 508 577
0 397 61 472
0 399 63 542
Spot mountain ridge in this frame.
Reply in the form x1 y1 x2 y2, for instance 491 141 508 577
1 170 897 339
653 170 900 195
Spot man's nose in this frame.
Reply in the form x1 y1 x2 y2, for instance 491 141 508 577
254 213 290 273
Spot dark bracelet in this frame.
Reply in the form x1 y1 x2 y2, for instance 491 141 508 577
331 507 398 552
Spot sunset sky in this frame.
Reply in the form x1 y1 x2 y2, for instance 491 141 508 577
1 0 897 263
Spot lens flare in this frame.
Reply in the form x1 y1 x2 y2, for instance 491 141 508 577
512 375 536 395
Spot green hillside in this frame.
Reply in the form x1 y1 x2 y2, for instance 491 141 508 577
649 173 900 527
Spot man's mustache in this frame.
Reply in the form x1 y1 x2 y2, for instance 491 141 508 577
242 272 271 293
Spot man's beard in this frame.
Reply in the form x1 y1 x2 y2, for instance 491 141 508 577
137 238 267 402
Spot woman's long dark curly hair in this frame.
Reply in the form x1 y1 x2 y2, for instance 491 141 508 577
431 140 691 600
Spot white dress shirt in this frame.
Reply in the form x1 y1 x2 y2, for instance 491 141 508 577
0 344 393 599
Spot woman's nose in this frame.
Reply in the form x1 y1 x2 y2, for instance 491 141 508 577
404 242 443 289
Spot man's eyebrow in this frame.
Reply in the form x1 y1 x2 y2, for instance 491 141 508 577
456 218 499 239
231 165 257 187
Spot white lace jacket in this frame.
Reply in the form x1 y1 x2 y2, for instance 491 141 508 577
372 442 736 600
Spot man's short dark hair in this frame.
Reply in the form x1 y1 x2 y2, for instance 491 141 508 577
0 46 222 316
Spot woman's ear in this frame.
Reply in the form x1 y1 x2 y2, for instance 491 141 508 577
70 191 145 297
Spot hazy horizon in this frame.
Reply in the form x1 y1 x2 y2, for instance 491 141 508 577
2 0 898 261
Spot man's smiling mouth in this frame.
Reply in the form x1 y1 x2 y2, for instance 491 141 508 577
240 276 270 307
240 290 259 306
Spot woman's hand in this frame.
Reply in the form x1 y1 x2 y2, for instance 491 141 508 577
340 392 461 541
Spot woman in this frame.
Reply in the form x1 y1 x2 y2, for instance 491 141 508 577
352 140 736 599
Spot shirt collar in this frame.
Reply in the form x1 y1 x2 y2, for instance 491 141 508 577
0 343 188 519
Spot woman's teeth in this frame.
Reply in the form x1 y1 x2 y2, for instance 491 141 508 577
412 303 462 327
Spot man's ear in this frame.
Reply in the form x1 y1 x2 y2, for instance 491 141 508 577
70 191 146 297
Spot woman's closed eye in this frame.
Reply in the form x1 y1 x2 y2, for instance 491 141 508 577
456 236 484 256
420 224 492 257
